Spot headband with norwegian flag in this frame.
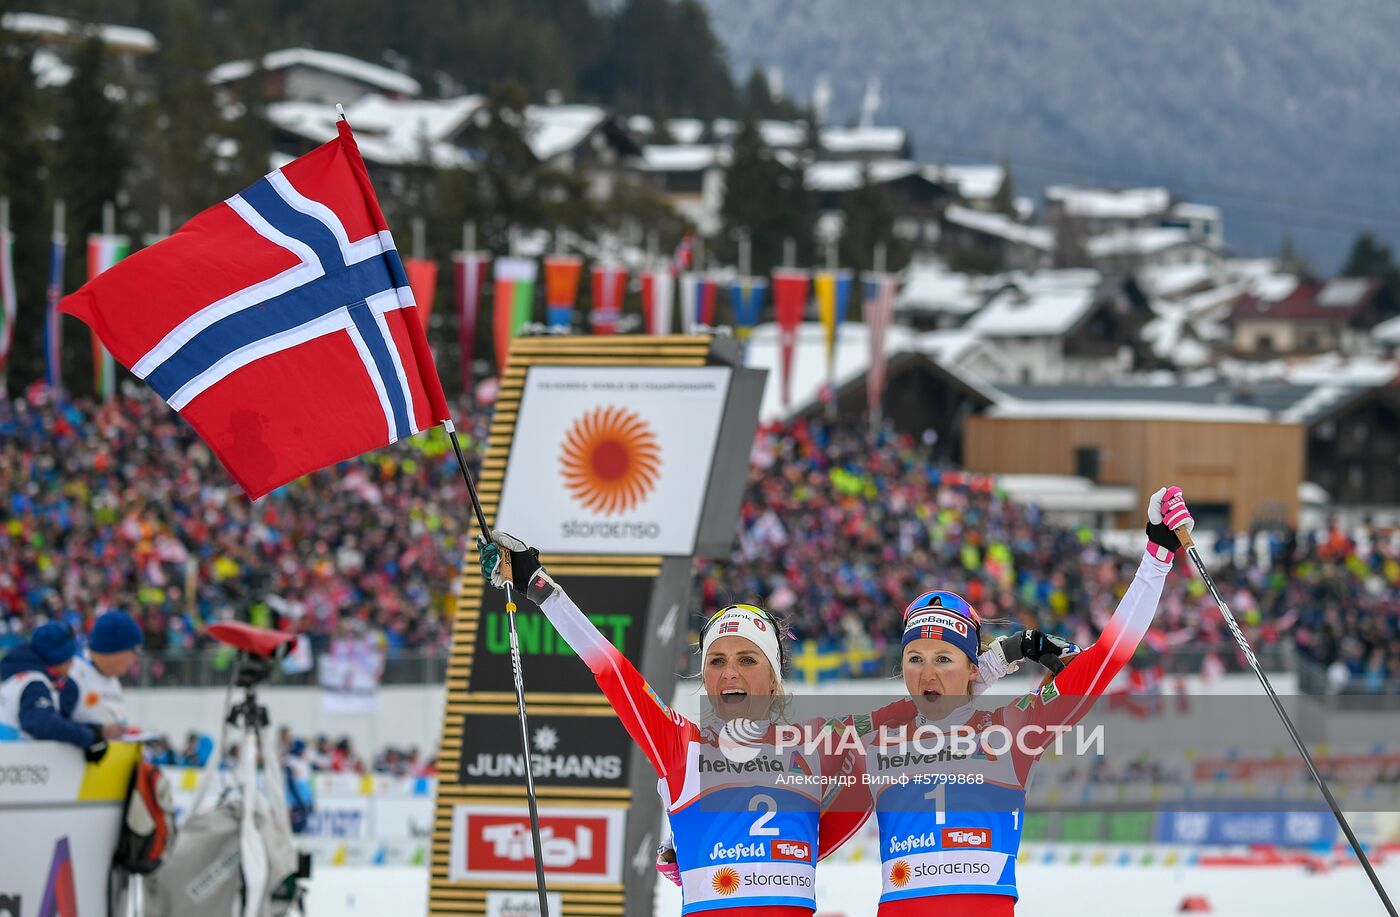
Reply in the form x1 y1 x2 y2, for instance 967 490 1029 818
901 591 981 662
700 604 784 684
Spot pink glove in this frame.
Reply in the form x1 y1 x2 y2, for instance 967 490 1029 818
1145 485 1193 562
656 838 681 887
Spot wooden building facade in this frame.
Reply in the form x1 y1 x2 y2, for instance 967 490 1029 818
964 415 1304 530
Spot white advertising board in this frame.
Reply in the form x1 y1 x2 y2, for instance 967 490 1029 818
0 742 138 916
448 802 625 885
495 366 732 555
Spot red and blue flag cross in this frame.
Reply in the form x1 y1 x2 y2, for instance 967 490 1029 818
134 171 419 442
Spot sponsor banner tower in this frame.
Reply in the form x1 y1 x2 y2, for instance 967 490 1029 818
431 333 764 917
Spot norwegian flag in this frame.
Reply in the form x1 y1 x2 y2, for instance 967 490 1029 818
60 120 450 499
718 621 742 635
919 625 943 641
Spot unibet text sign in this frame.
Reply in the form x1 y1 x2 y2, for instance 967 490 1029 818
496 366 732 555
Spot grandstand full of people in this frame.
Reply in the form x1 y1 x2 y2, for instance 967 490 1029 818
2 387 1398 694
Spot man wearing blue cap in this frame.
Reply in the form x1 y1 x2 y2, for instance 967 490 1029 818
0 621 121 761
71 610 144 730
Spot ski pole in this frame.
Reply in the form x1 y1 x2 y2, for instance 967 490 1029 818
1175 524 1396 917
444 418 552 917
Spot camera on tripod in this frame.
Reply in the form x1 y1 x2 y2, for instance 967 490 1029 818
206 621 299 730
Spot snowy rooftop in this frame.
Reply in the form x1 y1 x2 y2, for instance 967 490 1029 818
1373 314 1400 345
1317 277 1371 308
1169 201 1222 222
2 12 157 53
820 125 907 155
1140 307 1213 368
965 270 1102 337
210 48 421 96
1086 226 1199 258
897 260 988 316
990 398 1273 423
267 96 476 168
524 104 609 161
639 144 728 172
805 160 922 192
709 118 807 149
1045 185 1171 220
1246 271 1299 302
30 47 72 88
348 93 482 141
663 118 705 144
264 94 614 166
743 321 1001 421
943 204 1053 251
1138 262 1217 299
934 164 1005 200
997 364 1397 424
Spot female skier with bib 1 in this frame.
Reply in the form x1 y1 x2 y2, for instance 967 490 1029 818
857 485 1193 917
477 533 1044 915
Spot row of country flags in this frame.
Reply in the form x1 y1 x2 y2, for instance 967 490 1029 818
0 220 446 403
1 221 899 414
458 253 900 411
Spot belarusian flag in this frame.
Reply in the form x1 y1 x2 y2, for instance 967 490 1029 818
87 233 130 399
492 257 536 372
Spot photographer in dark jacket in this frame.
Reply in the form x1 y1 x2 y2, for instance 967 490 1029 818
0 622 122 761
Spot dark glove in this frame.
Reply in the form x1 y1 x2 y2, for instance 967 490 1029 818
1006 629 1079 675
85 725 109 764
475 532 558 605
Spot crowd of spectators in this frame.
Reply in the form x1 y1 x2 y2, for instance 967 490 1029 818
0 386 484 663
144 726 437 778
2 387 1398 693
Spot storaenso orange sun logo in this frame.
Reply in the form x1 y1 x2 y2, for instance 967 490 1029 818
711 866 741 896
560 405 661 515
888 860 911 888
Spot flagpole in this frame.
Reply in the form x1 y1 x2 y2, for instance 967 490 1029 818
441 421 552 917
869 242 888 438
385 85 544 907
824 239 838 420
0 196 9 398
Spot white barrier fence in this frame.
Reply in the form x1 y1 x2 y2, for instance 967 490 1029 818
164 766 436 868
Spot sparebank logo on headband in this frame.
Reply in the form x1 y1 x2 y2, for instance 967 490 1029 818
559 405 662 516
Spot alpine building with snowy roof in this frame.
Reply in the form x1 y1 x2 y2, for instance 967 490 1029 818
210 47 422 105
938 204 1054 272
963 270 1155 383
1229 275 1400 357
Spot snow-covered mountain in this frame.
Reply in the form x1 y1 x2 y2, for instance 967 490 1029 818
699 0 1400 271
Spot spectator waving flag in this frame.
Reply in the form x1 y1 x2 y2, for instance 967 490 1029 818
59 119 450 499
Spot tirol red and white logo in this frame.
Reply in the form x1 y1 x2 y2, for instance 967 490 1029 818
464 811 611 876
559 405 661 516
942 828 991 848
770 840 811 862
